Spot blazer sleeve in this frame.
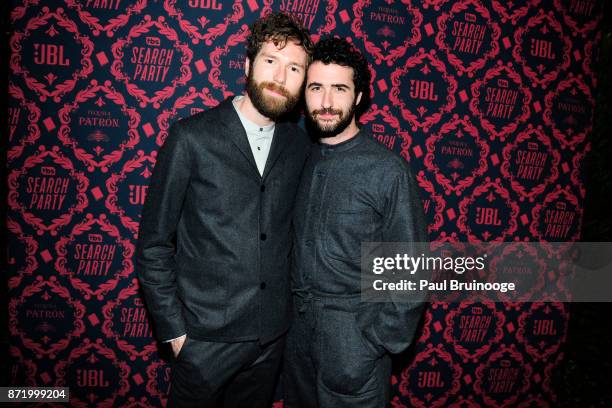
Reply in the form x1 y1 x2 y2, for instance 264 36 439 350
358 160 429 354
136 121 191 342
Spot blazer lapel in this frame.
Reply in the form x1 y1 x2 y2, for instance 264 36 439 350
262 123 291 180
218 99 260 177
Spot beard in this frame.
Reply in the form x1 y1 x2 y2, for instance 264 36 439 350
246 67 301 121
306 101 357 139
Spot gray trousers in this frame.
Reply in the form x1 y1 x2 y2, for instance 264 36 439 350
283 296 392 408
168 335 284 408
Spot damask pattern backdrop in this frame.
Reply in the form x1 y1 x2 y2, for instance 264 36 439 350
7 0 601 406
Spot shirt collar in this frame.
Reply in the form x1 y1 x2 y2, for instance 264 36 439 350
319 130 365 154
232 95 275 134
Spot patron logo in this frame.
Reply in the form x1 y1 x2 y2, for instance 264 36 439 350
401 344 461 408
444 302 504 362
228 56 245 71
489 243 547 302
390 49 457 132
55 339 130 408
223 52 247 88
66 0 147 37
102 280 157 359
164 0 244 45
436 0 501 77
10 7 94 102
424 116 489 196
8 82 42 163
470 62 531 142
105 150 157 238
501 126 560 202
54 214 134 300
352 0 422 66
208 25 250 100
8 147 89 236
555 0 602 37
512 10 572 88
111 15 192 108
457 178 519 241
475 346 531 407
58 80 141 172
359 104 411 155
9 276 86 359
544 75 594 150
531 187 582 242
517 304 568 361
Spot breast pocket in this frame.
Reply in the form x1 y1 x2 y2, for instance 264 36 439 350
324 210 377 261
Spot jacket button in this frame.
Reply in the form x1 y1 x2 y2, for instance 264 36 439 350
260 185 265 192
260 282 266 290
260 233 267 241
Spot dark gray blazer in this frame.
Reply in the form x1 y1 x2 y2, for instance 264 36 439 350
136 98 311 344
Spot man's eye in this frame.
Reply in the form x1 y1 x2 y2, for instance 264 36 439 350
290 66 301 73
265 59 274 64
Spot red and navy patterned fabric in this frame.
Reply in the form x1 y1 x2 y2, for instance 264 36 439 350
7 0 601 406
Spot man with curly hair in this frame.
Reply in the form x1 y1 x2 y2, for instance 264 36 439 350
283 37 428 407
136 12 313 408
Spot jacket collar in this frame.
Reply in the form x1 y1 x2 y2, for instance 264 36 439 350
218 97 292 180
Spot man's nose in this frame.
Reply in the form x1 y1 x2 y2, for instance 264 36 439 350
273 65 287 85
322 88 333 108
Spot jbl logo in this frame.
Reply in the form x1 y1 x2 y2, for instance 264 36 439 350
409 80 439 102
34 44 70 66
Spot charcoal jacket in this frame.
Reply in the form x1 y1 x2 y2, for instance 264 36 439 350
293 130 427 354
136 99 310 344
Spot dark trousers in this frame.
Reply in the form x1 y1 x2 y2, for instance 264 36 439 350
168 335 284 408
283 296 392 408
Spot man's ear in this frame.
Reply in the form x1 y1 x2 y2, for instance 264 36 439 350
356 91 363 106
244 58 251 77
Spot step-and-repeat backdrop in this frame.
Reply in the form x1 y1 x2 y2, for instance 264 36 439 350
8 0 601 406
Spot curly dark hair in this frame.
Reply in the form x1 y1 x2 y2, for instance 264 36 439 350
310 37 371 108
246 12 314 63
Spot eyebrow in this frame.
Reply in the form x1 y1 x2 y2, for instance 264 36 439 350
307 82 351 89
260 52 306 70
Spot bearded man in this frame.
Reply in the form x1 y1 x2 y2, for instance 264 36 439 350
136 12 313 408
283 37 427 408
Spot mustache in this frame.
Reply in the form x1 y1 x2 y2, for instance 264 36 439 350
259 82 291 98
312 108 343 117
